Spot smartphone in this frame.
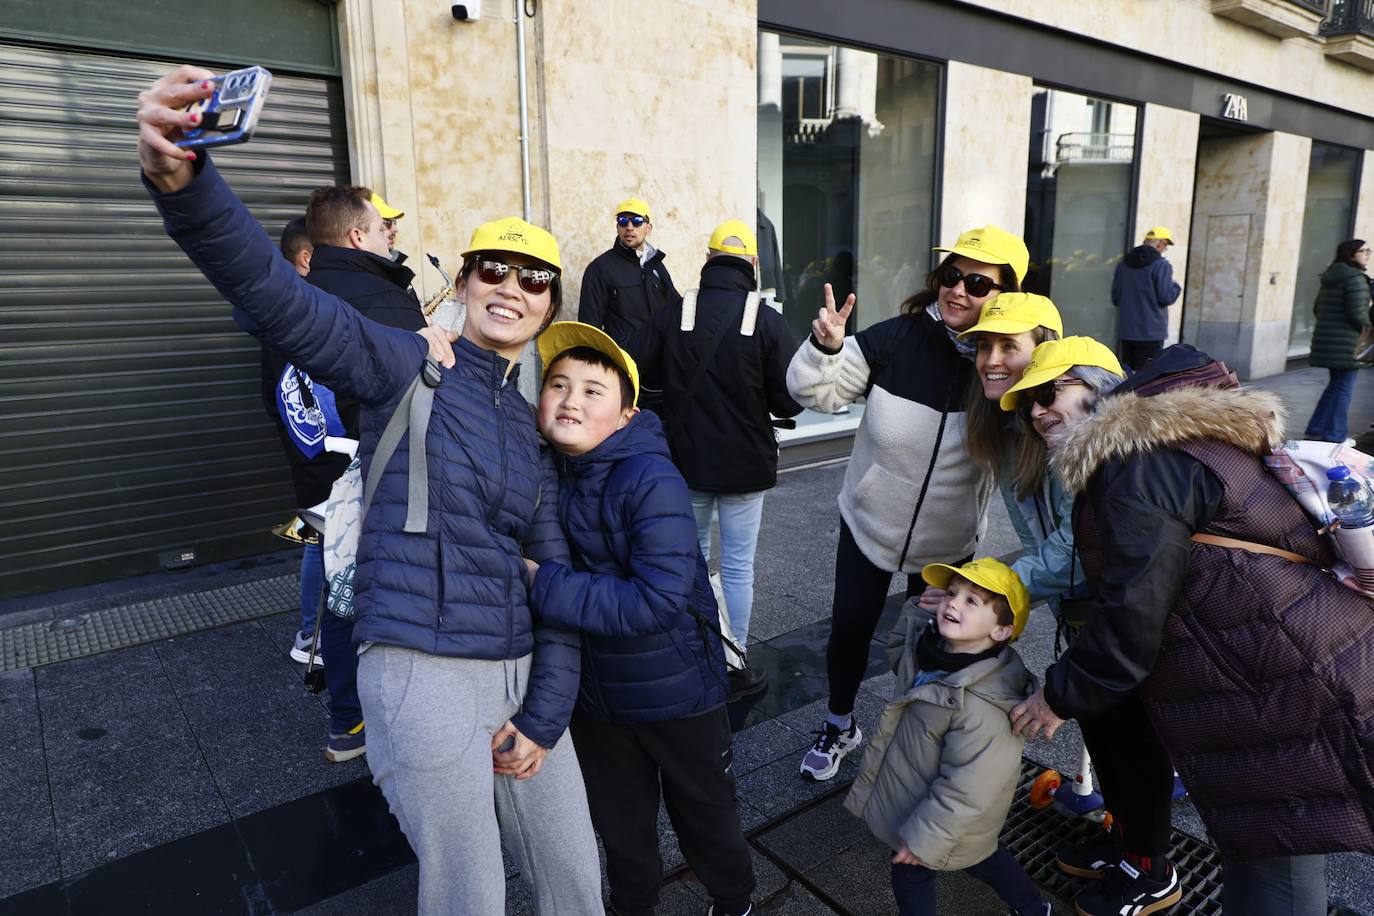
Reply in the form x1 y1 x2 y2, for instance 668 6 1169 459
177 66 273 149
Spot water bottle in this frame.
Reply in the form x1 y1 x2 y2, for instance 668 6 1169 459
1326 466 1374 528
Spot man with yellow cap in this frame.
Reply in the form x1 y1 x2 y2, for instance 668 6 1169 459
578 197 681 411
625 218 804 698
369 191 404 258
1111 226 1181 372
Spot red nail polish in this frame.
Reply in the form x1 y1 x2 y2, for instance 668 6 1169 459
201 81 211 89
190 112 201 124
186 151 197 161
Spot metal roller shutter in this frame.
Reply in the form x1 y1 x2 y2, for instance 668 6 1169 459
0 42 349 599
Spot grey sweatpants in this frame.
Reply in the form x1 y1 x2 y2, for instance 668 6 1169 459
358 645 603 915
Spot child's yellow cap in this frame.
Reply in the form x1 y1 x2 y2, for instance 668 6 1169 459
921 557 1030 640
537 321 641 407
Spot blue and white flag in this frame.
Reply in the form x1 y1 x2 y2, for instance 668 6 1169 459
275 363 345 458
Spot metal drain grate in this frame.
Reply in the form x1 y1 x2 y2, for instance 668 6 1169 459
1003 760 1354 916
0 575 296 672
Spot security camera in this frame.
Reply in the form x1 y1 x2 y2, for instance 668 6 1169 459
452 0 481 20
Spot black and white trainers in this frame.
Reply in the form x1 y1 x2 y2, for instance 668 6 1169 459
798 718 862 781
1055 824 1124 878
1073 860 1182 916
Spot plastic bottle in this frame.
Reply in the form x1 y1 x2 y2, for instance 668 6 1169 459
1326 465 1374 528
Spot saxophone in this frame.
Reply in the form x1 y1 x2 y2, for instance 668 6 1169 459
421 253 455 318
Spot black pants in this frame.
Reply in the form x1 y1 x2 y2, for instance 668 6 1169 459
891 844 1044 915
571 706 755 916
1118 339 1163 373
826 520 930 717
1079 692 1175 861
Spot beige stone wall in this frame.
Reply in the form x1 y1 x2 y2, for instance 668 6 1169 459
939 61 1032 243
1136 105 1201 344
1355 151 1374 249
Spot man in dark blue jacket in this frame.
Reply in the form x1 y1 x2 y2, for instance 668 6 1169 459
1110 226 1181 371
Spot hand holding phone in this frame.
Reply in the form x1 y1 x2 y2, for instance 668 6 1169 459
176 66 273 149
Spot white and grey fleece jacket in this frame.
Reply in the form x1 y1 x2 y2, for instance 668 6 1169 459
787 309 992 572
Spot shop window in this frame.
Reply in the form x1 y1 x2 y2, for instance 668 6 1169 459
1289 142 1362 357
1023 88 1139 346
758 31 941 438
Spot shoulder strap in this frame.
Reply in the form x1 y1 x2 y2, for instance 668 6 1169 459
361 359 442 533
664 296 747 442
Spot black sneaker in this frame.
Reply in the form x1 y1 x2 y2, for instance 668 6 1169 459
1055 825 1124 878
727 666 769 701
1074 861 1182 915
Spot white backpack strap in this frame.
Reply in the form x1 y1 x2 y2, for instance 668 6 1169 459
740 291 760 337
680 288 699 331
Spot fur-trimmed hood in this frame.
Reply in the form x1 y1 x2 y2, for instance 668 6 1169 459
1051 386 1286 494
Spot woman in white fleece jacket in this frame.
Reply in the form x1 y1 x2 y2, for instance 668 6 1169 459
788 225 1030 782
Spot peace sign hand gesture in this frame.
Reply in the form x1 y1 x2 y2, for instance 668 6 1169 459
812 283 855 351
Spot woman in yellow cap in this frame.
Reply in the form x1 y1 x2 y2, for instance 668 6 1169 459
135 64 601 915
786 225 1028 782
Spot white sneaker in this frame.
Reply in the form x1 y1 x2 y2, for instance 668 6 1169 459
799 718 862 781
289 630 320 665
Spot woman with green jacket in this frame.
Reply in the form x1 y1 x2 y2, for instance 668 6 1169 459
1303 238 1372 442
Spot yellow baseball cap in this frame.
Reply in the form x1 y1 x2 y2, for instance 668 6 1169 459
370 193 404 220
461 216 562 272
707 219 758 257
615 198 651 219
999 336 1124 410
537 321 641 407
934 225 1030 283
921 557 1030 640
957 292 1063 339
1145 226 1175 245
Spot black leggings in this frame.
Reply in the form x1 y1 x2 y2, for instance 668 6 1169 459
1079 692 1176 861
824 520 923 717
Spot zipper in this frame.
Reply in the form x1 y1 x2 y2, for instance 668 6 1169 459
490 357 515 658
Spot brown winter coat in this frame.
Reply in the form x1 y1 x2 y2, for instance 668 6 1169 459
845 606 1035 869
1055 384 1374 858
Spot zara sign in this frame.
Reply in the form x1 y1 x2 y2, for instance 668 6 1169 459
1222 92 1250 122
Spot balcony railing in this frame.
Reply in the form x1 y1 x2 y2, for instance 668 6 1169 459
1055 132 1135 164
1290 0 1327 13
1322 0 1374 36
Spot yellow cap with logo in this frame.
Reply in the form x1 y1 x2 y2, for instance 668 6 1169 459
1145 226 1175 245
615 198 651 219
921 557 1030 640
462 216 562 272
934 224 1030 283
957 292 1063 339
537 321 641 407
999 336 1124 410
708 219 758 257
370 193 404 220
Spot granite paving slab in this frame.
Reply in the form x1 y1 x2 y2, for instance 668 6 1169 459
0 670 58 898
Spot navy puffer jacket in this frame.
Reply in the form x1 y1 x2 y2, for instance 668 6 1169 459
531 411 729 722
145 158 579 749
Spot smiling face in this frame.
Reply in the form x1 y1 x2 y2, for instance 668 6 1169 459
538 356 637 456
459 252 556 366
975 330 1039 402
936 576 1014 654
1029 372 1097 450
937 255 1005 332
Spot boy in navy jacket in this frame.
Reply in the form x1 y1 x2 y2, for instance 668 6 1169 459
527 322 756 916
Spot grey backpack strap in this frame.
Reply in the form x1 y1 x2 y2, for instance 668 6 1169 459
361 359 442 533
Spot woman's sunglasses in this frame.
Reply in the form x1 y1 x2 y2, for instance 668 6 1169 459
475 258 556 295
1030 378 1087 409
937 264 1004 298
616 215 648 228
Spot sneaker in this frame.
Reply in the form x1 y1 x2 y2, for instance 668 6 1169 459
1074 861 1182 916
705 905 752 916
727 666 769 702
325 721 366 763
1010 906 1051 916
1056 825 1124 878
289 630 320 665
798 718 862 781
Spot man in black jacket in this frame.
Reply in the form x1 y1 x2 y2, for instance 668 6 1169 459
627 219 804 697
578 197 681 411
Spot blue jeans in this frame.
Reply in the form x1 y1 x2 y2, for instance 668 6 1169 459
890 844 1044 915
1304 368 1359 442
299 540 323 636
689 490 766 645
1222 855 1327 915
321 611 361 733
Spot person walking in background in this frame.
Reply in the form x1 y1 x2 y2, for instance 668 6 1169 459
1304 239 1372 443
627 219 803 697
578 197 681 412
1111 227 1181 371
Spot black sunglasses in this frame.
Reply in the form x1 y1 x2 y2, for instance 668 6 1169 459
475 258 556 295
937 264 1004 298
1030 378 1087 409
616 215 647 228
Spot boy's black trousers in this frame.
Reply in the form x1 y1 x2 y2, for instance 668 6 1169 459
571 705 756 916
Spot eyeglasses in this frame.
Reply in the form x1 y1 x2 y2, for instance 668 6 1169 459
616 215 647 228
382 219 397 231
475 258 556 295
1030 378 1087 409
937 264 1004 298
1359 247 1372 255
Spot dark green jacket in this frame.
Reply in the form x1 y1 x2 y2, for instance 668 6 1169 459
1309 261 1372 369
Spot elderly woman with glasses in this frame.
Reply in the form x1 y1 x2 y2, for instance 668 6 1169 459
136 66 602 915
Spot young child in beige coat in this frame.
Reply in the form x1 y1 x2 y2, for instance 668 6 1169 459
844 557 1048 916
